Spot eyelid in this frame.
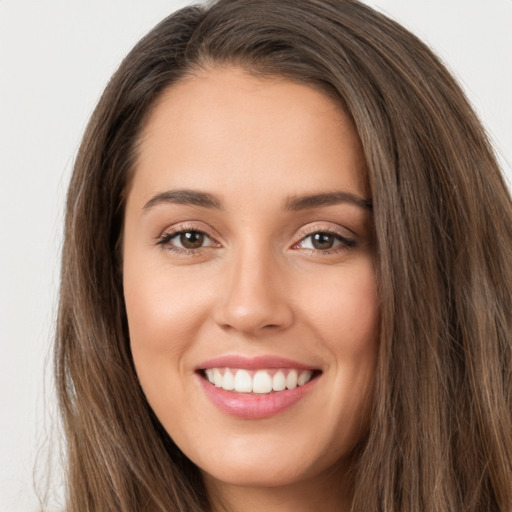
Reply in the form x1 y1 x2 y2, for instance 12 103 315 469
156 223 221 253
157 221 219 240
295 223 356 241
299 221 358 238
291 223 358 252
155 221 358 255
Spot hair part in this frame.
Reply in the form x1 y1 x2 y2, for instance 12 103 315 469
55 1 512 510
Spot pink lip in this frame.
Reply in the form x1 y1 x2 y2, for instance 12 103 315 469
196 355 317 371
195 355 321 419
197 376 319 419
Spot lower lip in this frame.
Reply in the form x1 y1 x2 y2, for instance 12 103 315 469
197 373 319 419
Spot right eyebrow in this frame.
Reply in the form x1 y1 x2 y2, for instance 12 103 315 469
143 189 223 211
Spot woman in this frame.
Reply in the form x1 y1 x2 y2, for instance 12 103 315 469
55 0 512 510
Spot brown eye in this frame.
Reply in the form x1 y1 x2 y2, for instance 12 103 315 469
297 231 356 252
158 229 215 252
179 231 205 249
311 233 335 250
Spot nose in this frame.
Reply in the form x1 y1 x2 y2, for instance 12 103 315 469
213 245 294 336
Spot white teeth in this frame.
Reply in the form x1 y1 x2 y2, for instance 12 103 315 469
213 368 223 387
298 370 313 386
253 370 273 394
203 368 315 394
272 371 286 391
222 369 235 390
286 369 298 389
234 369 253 393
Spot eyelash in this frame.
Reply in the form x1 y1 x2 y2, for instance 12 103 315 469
293 227 357 255
156 225 357 256
156 225 218 256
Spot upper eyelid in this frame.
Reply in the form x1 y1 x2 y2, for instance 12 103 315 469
156 221 357 247
294 229 355 249
156 229 219 255
159 223 219 240
295 223 357 240
159 228 218 245
159 224 350 236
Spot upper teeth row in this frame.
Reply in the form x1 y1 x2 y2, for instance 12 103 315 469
204 368 314 394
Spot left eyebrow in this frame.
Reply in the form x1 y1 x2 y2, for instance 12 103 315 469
283 191 372 211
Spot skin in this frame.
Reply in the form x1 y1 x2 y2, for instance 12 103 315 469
123 66 380 512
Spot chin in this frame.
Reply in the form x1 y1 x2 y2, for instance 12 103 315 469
201 456 315 489
187 428 354 491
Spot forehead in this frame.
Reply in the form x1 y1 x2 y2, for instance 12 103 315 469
128 66 368 208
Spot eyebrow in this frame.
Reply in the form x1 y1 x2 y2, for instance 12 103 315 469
284 191 372 211
142 189 372 212
143 189 223 210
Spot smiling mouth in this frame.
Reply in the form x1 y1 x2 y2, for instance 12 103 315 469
199 368 322 394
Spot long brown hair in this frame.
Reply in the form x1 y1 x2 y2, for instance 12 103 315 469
55 0 512 510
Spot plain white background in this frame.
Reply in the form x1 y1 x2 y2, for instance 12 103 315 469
1 1 510 510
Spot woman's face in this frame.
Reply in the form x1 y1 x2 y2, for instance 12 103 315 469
123 67 379 493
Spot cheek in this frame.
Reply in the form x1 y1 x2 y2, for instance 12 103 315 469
300 258 380 354
335 277 379 354
123 251 212 389
124 246 210 339
123 263 213 443
299 258 380 423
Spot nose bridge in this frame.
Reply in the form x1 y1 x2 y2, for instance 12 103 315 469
214 237 293 335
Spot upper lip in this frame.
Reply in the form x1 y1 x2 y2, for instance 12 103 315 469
196 355 319 371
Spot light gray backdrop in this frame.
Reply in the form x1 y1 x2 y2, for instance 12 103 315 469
1 1 510 510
